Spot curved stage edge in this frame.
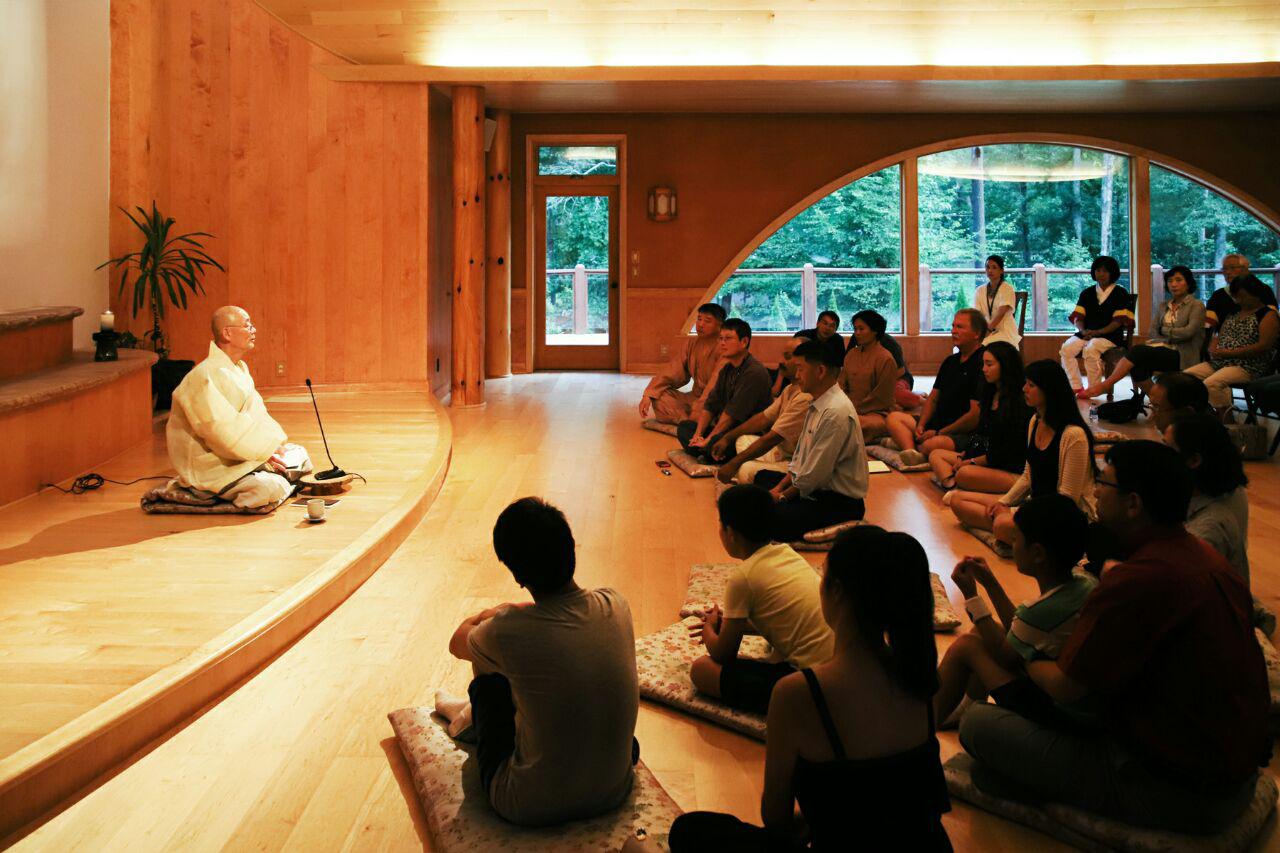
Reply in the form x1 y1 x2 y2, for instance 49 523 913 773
0 393 453 841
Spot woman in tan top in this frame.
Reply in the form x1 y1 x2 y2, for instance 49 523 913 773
838 310 899 441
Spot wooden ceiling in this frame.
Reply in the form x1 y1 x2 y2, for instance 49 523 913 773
258 1 1280 112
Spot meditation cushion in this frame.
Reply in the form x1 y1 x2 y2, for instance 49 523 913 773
1256 629 1280 719
789 519 866 552
679 563 959 632
139 478 291 514
945 753 1279 853
635 616 770 741
388 707 683 851
867 444 931 473
963 524 1013 558
642 418 680 437
1090 428 1129 447
666 449 717 478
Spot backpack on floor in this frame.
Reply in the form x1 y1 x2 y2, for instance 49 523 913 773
1096 397 1143 424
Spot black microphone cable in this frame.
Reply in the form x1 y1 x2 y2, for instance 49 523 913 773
41 474 171 495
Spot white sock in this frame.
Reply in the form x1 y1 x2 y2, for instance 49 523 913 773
943 694 975 729
446 703 474 739
435 690 469 722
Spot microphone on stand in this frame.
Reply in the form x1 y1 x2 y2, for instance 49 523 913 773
305 378 346 480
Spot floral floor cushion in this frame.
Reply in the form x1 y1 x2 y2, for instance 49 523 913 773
388 707 683 851
678 563 959 633
667 449 717 478
1256 629 1280 719
1091 428 1130 446
867 444 931 473
635 616 771 741
945 753 1279 853
963 524 1013 558
930 573 962 631
642 419 680 437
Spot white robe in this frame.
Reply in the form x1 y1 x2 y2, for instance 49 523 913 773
167 342 288 495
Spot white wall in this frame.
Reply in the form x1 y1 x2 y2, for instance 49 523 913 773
0 0 109 349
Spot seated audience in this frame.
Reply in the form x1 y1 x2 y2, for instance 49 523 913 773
714 335 812 486
688 485 835 715
1164 414 1251 586
669 526 951 852
167 306 306 508
435 497 639 827
949 360 1096 547
929 342 1031 493
1148 371 1210 432
1205 254 1276 334
796 309 846 364
752 341 869 542
1077 265 1205 406
934 494 1093 729
974 255 1022 349
1059 256 1135 392
880 329 923 410
959 441 1269 834
838 309 898 441
678 318 774 462
639 302 726 424
1185 274 1279 417
885 309 986 466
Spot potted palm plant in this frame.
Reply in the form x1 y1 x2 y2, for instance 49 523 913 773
98 203 225 409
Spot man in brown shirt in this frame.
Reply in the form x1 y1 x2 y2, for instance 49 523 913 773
639 302 726 424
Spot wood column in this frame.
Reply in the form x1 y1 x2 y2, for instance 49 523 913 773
451 86 486 406
1130 156 1154 335
484 110 512 378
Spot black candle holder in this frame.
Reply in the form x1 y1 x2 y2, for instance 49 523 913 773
93 330 119 362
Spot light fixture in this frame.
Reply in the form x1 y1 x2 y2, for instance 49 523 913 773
918 145 1122 183
648 186 677 222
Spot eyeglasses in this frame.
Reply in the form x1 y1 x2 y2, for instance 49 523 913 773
229 322 256 333
1096 478 1125 490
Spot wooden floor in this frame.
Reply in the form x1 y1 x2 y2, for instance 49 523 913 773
0 389 448 837
8 373 1279 849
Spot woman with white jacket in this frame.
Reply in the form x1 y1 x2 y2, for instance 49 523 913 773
949 360 1096 547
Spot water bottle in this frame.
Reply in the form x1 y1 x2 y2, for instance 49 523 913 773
1088 405 1098 422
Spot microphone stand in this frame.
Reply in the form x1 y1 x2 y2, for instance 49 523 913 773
305 378 347 480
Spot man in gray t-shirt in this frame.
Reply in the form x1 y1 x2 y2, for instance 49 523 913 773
438 497 639 827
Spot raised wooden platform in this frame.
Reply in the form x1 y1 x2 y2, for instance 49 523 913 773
8 374 1276 850
0 349 157 508
0 307 83 382
0 388 451 839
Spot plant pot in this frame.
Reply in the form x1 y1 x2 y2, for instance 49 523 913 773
152 358 195 411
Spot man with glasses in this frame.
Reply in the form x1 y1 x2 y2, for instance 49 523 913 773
1204 254 1276 332
958 440 1269 833
166 305 308 508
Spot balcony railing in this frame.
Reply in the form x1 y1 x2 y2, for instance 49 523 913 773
714 263 1280 334
546 264 608 336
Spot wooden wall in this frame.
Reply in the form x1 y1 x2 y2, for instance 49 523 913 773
109 0 436 388
511 111 1280 372
427 88 454 399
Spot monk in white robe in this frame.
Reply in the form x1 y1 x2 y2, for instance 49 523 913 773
638 303 726 424
166 306 308 508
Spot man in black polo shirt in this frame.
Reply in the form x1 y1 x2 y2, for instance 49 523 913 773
678 318 774 463
884 309 986 466
1204 253 1277 338
796 310 846 364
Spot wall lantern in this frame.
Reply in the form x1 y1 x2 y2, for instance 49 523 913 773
647 186 677 222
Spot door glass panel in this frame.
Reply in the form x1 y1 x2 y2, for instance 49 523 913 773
538 146 618 176
545 195 610 346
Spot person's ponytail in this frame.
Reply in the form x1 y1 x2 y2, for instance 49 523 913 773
826 527 939 702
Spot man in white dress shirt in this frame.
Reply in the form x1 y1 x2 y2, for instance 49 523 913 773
749 340 869 541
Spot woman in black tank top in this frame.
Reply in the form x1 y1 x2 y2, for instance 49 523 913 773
665 527 951 852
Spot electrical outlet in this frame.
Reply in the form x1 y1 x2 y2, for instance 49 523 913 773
659 343 668 358
276 361 285 376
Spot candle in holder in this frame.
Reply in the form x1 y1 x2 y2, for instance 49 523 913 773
99 310 115 332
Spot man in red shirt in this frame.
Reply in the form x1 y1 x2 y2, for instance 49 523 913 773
958 440 1270 833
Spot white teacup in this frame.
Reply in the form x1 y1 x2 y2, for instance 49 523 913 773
307 498 326 521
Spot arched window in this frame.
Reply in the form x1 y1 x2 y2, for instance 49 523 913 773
918 143 1130 332
710 165 902 334
1150 164 1280 296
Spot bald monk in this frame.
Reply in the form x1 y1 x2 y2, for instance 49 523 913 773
166 306 309 508
638 302 727 424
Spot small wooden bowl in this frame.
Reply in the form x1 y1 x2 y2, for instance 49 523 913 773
298 472 355 496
